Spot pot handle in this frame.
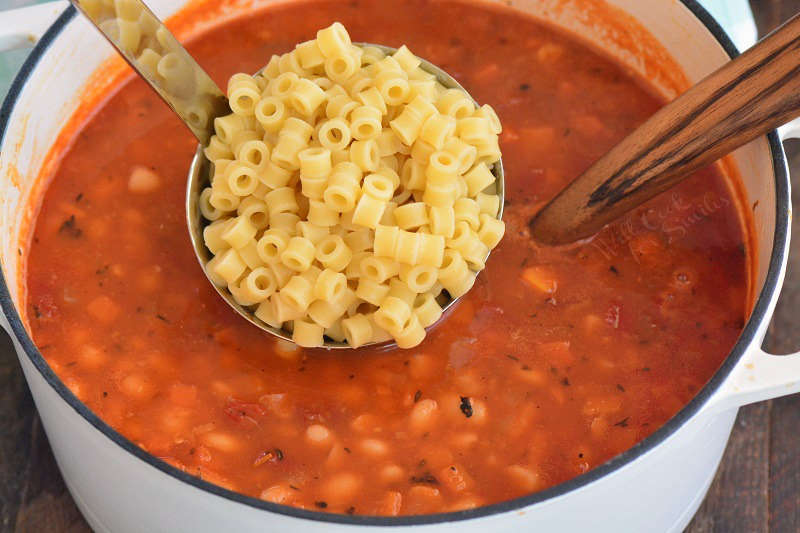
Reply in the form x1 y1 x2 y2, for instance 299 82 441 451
0 307 11 336
705 348 800 414
778 119 800 141
0 1 70 53
704 125 800 415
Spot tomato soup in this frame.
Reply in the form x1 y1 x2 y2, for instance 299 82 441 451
25 0 748 516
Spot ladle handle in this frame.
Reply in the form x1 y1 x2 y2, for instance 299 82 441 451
530 12 800 245
69 0 227 144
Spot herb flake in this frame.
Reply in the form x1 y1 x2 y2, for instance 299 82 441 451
459 396 473 418
58 215 82 238
410 472 438 484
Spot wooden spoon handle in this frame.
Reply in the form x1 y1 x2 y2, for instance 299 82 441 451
529 13 800 245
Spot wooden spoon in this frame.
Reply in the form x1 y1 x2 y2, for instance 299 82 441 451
529 13 800 245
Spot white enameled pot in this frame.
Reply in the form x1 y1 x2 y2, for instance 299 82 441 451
1 1 799 531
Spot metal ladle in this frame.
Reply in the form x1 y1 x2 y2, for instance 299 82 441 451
72 0 504 348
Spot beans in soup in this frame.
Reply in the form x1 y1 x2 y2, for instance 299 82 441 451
25 0 748 516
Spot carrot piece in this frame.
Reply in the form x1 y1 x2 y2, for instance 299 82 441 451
536 42 564 64
522 266 557 294
570 114 606 137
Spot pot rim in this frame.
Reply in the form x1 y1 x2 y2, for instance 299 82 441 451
0 0 790 526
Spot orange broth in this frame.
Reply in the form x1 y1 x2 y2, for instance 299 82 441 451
25 0 748 515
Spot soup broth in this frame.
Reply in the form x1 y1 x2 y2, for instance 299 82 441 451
25 0 747 515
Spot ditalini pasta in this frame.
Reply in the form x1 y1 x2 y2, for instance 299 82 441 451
199 22 504 349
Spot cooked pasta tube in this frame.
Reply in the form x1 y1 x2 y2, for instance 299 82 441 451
199 22 504 349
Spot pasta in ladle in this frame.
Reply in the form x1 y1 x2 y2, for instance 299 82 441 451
199 22 504 349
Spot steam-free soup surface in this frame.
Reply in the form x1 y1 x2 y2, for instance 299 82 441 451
26 0 747 515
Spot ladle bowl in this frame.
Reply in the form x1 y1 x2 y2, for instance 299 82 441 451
186 44 504 349
68 0 505 349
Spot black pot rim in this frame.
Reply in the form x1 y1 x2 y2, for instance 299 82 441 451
0 0 790 527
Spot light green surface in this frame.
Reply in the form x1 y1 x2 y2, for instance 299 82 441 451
0 0 755 103
0 0 51 100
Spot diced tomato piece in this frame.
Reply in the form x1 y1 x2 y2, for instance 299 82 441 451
31 294 59 321
224 398 267 423
605 304 621 329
